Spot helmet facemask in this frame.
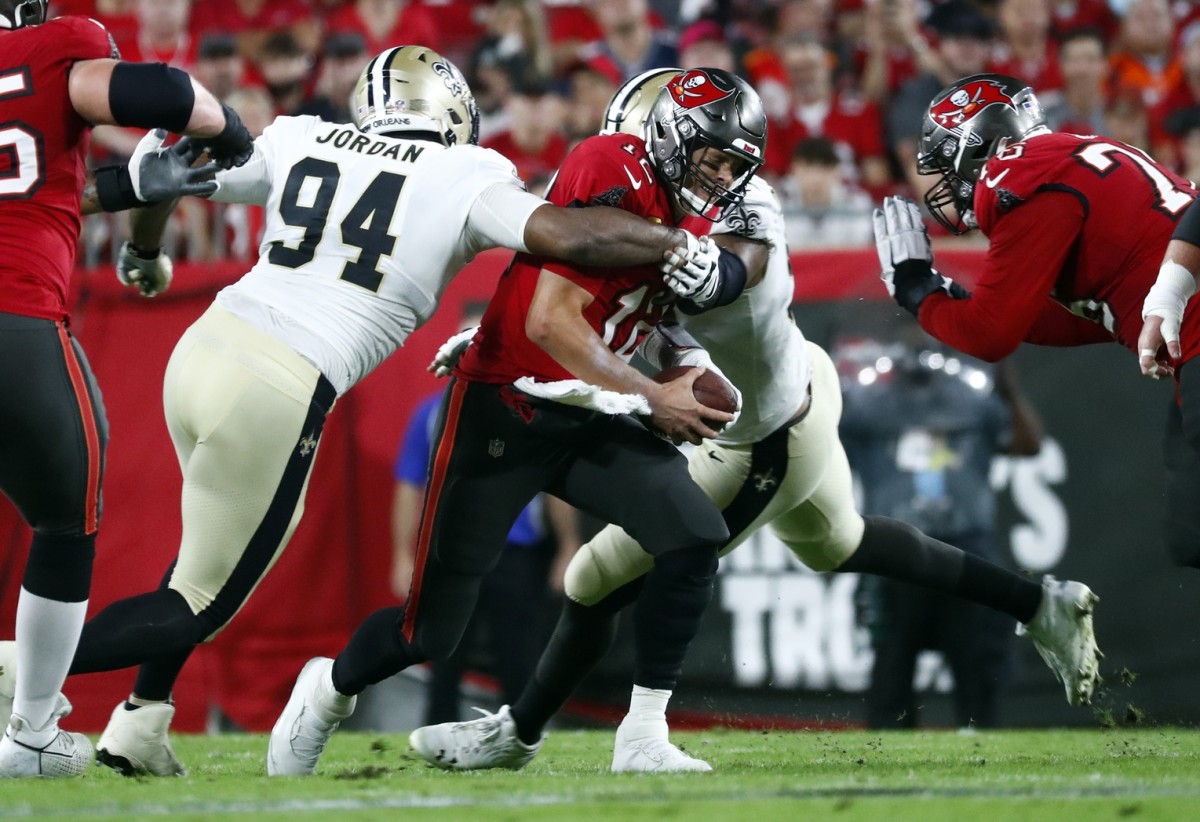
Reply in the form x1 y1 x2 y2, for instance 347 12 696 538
0 0 48 28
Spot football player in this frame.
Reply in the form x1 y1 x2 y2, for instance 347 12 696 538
0 0 252 778
265 65 770 777
0 45 726 778
873 74 1200 573
406 69 1103 775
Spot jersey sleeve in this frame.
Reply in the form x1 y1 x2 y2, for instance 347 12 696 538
210 116 295 205
50 16 119 61
461 148 544 254
918 189 1086 362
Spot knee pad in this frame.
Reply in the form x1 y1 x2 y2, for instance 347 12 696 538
565 533 654 606
1164 513 1200 568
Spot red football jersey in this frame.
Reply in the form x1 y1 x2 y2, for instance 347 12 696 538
456 132 709 384
0 16 114 321
918 132 1199 364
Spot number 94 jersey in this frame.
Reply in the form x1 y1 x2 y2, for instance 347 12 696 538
212 115 540 394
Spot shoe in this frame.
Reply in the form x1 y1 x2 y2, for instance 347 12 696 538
1017 575 1102 706
611 716 711 773
0 694 93 778
409 705 542 771
96 702 186 777
267 657 356 776
0 641 14 725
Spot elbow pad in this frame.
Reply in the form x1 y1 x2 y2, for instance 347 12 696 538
109 62 194 132
678 248 747 315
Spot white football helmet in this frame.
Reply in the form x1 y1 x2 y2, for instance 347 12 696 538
352 45 480 146
601 67 683 136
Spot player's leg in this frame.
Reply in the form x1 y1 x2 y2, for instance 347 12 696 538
0 316 107 778
864 578 923 729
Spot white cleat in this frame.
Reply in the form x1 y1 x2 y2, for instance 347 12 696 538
0 641 14 725
611 717 711 773
267 657 356 776
96 702 186 777
409 705 543 771
0 694 93 778
1018 575 1102 706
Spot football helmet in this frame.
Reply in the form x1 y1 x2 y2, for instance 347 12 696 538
352 46 480 146
917 73 1048 234
601 67 682 136
0 0 48 28
644 68 767 220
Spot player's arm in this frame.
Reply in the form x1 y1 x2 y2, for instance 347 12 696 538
525 269 732 444
638 313 741 412
1139 199 1200 377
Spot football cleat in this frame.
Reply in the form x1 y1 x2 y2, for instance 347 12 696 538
1017 575 1102 706
611 716 711 773
0 641 14 725
267 657 356 776
96 702 186 777
0 694 93 778
409 705 542 771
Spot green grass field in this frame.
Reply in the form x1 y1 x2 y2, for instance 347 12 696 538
3 728 1199 821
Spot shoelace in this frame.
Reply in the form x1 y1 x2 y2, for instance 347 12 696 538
290 709 336 761
455 708 505 751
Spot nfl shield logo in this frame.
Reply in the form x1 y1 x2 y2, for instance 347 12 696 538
487 439 505 458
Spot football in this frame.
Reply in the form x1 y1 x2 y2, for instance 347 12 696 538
653 365 738 429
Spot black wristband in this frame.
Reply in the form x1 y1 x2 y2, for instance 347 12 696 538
892 259 943 317
1172 197 1200 247
94 164 141 212
206 103 253 163
677 248 748 314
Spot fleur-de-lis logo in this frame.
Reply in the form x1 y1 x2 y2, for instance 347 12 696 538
752 470 777 493
298 433 318 457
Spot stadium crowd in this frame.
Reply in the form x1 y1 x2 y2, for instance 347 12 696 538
70 0 1200 263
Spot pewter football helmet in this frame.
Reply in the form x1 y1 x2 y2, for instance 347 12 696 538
0 0 48 28
353 46 480 146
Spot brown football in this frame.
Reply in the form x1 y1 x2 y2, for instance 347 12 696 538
653 365 738 428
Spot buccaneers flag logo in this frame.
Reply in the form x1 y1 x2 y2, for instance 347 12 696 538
930 79 1015 130
667 69 733 109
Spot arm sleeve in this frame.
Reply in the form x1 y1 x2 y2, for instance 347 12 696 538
918 190 1086 362
464 182 546 254
209 118 287 205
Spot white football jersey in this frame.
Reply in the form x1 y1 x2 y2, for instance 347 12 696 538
209 115 544 394
680 176 813 445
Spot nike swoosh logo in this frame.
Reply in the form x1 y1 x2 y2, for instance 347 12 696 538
981 168 1010 189
623 166 643 190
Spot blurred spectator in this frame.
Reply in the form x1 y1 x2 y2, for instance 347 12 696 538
325 0 442 60
193 33 245 103
1152 23 1200 170
1166 106 1200 183
1108 0 1180 109
743 0 837 122
1048 0 1117 43
768 34 891 194
778 136 875 248
296 32 370 124
677 18 734 71
392 301 581 723
840 329 1043 730
257 31 313 116
124 0 195 68
887 0 994 200
191 0 321 63
583 0 679 84
562 63 618 144
989 0 1063 97
484 85 569 195
858 0 941 104
468 0 554 139
1104 86 1151 150
421 0 488 64
1042 27 1109 134
79 0 140 55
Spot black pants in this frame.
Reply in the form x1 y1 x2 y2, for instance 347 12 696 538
403 378 728 665
1162 363 1200 568
863 531 1010 729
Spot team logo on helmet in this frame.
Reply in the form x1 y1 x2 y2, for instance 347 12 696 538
930 79 1015 130
432 59 467 97
667 69 733 110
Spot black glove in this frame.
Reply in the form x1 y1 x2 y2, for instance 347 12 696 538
95 130 219 212
196 103 254 169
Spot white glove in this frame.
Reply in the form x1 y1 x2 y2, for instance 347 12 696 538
428 325 478 378
675 347 742 428
661 233 721 306
116 242 173 297
873 196 933 297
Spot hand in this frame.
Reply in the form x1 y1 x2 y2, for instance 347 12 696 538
645 367 734 445
194 103 254 169
874 196 933 289
129 130 220 204
116 241 173 297
427 325 479 378
661 233 721 306
1138 314 1179 380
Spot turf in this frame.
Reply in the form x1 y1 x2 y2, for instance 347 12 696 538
2 728 1199 821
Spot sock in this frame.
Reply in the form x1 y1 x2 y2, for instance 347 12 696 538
12 589 87 745
127 694 167 709
510 598 621 746
330 606 419 696
313 665 354 721
837 516 1042 624
624 685 672 731
71 589 201 675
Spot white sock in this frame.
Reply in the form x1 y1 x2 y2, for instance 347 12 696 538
626 685 672 728
12 589 86 746
314 665 354 720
